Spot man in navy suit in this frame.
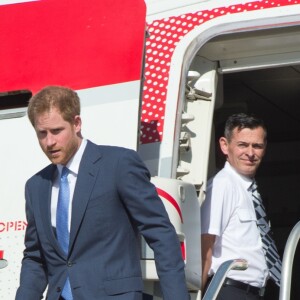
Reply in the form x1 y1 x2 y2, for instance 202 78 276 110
16 86 189 300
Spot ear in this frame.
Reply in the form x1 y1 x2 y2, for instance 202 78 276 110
219 137 229 156
73 115 82 133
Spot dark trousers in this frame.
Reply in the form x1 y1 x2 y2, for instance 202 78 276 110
217 285 263 300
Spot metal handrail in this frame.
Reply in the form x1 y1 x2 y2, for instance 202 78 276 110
279 220 300 300
202 259 248 300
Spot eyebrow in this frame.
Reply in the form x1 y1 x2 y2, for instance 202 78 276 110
236 141 265 146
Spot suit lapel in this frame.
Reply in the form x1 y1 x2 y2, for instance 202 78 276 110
38 164 63 254
69 142 102 251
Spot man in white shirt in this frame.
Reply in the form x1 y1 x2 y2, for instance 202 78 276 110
201 113 281 299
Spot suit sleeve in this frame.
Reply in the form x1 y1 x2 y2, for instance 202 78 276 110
116 149 189 300
16 182 48 300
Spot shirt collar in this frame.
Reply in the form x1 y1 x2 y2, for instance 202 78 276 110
224 161 254 191
57 139 87 176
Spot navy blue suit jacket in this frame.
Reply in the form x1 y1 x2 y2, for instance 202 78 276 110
16 141 189 300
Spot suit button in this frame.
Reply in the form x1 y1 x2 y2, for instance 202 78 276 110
56 287 62 292
67 261 73 267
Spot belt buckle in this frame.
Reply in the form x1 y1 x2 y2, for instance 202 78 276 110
259 287 265 297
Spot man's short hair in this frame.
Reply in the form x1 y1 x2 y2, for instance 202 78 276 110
224 113 267 142
27 86 81 126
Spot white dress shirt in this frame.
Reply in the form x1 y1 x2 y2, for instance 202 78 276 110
201 161 269 287
51 139 87 230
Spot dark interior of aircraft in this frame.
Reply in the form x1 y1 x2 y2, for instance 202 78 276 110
213 65 300 299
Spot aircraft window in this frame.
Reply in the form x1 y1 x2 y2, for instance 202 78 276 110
0 90 31 110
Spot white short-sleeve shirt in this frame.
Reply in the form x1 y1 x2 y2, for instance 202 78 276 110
201 161 269 287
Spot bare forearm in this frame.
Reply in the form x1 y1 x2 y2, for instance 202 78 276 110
201 234 216 291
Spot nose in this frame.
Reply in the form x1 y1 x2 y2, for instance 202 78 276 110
246 146 255 158
46 133 56 147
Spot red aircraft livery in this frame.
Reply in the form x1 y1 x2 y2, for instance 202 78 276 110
0 0 146 93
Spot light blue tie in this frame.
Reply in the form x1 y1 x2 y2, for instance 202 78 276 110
56 167 73 300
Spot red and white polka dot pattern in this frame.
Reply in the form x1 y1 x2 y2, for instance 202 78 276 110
140 0 299 144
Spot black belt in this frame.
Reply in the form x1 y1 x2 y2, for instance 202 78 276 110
223 278 265 296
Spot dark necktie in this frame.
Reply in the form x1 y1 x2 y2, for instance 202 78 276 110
251 181 282 286
56 167 73 300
